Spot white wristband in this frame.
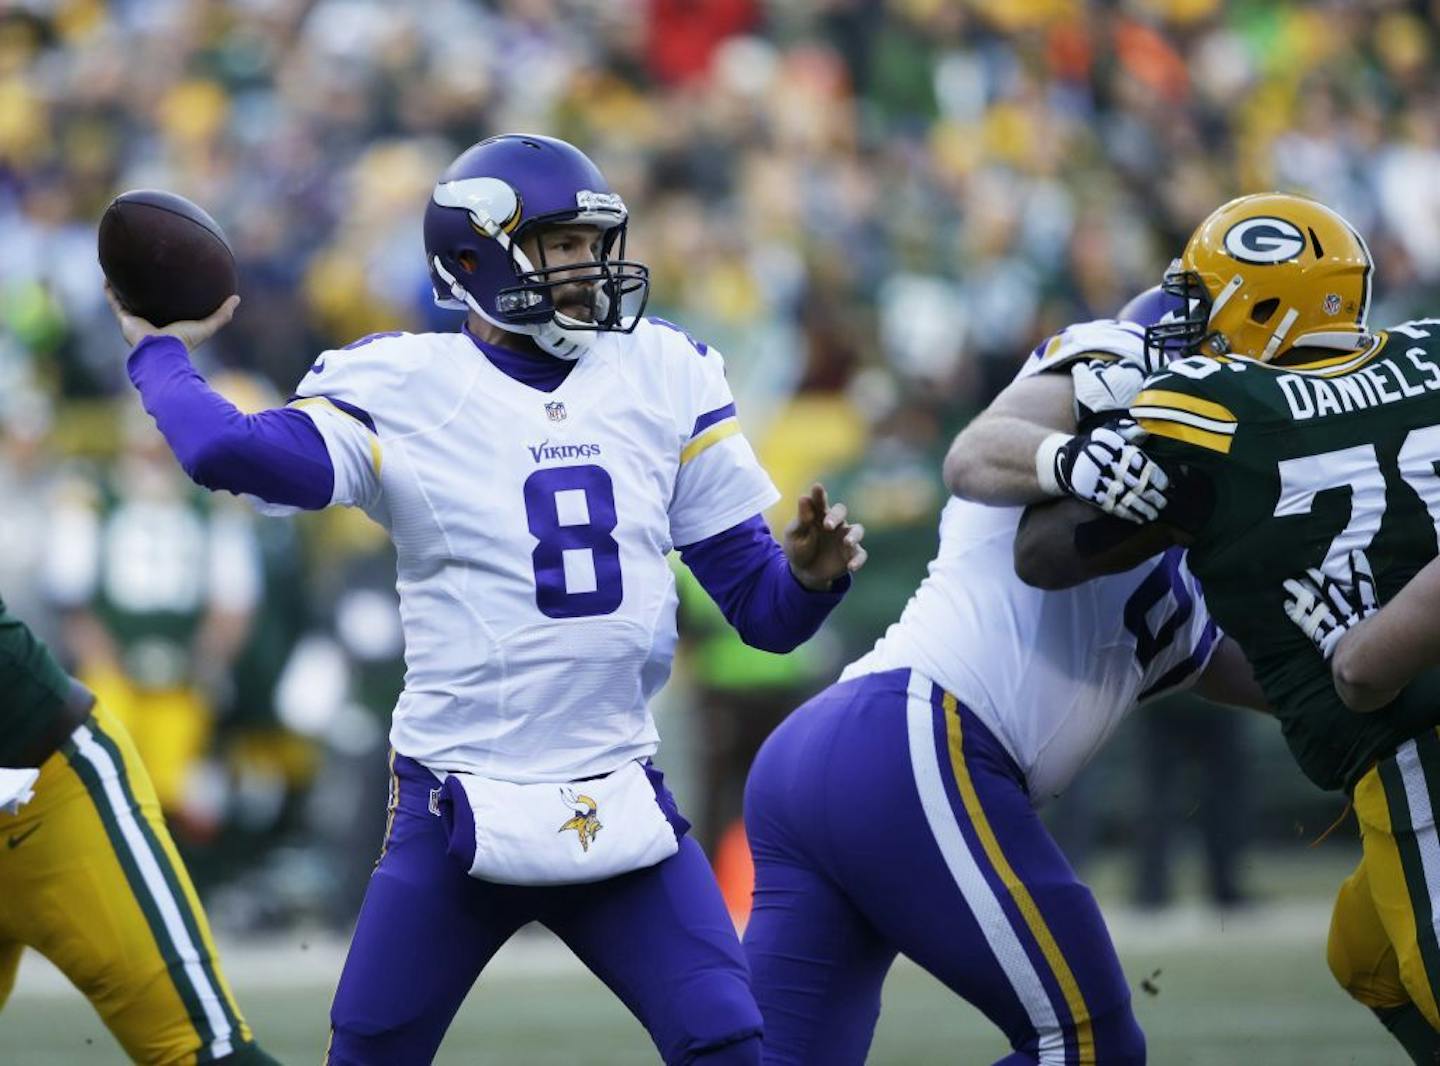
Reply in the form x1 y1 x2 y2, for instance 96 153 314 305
1035 433 1071 497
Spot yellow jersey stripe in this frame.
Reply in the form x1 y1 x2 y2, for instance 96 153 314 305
1287 349 1368 371
290 397 383 476
680 419 741 465
1248 332 1389 378
943 693 1096 1062
1315 336 1389 378
1138 417 1234 455
1129 406 1235 436
1132 389 1236 424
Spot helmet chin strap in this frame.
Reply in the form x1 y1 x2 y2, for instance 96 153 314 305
431 255 593 361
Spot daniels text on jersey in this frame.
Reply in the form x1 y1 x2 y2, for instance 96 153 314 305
1279 348 1440 422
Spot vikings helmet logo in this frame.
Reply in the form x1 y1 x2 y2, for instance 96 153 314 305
558 788 602 852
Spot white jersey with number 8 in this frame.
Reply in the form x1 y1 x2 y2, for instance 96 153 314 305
290 320 779 782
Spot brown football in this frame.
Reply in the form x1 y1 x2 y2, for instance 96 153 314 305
98 189 238 326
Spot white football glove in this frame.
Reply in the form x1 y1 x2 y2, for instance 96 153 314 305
1036 418 1170 524
1282 549 1379 660
1071 359 1147 430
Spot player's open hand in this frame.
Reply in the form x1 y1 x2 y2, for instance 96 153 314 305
784 483 867 591
105 283 240 352
1282 549 1380 660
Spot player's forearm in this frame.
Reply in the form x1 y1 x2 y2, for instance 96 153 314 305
127 335 334 508
679 515 849 653
1330 559 1440 712
943 372 1077 505
943 416 1059 505
1012 499 1176 590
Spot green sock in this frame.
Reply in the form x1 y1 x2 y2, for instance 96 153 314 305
1373 1004 1440 1065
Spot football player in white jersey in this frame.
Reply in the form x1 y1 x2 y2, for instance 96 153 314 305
107 134 866 1065
741 290 1268 1065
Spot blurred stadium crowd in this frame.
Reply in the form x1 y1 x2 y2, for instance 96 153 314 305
1 0 1438 927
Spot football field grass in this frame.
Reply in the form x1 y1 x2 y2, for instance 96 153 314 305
0 903 1407 1065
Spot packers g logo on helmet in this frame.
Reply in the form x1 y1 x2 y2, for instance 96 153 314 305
1148 193 1373 364
1223 217 1306 264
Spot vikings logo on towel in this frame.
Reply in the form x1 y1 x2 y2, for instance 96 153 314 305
559 788 602 852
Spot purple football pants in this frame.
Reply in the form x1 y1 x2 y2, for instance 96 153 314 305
743 669 1145 1065
327 756 762 1065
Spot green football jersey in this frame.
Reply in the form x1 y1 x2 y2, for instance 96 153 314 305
1133 320 1440 792
89 479 224 689
0 594 76 767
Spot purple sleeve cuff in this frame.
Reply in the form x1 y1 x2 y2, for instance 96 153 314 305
127 335 335 509
678 514 849 654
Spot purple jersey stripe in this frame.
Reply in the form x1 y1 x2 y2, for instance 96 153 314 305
1138 617 1220 702
690 403 737 439
648 317 709 355
341 331 404 351
289 393 378 435
328 397 378 435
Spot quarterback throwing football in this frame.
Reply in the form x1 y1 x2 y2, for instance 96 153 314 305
107 134 865 1064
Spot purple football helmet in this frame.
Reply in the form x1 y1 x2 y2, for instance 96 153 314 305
1118 284 1191 372
424 134 650 359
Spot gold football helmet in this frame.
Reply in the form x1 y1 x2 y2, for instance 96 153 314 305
1149 193 1373 364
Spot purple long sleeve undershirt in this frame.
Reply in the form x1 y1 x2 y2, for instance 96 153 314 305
127 333 848 649
127 335 334 509
678 515 850 654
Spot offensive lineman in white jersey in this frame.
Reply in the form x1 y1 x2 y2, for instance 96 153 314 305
741 289 1268 1065
108 134 865 1065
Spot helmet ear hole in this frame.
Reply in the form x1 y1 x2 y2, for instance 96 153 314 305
457 250 479 273
1251 298 1280 325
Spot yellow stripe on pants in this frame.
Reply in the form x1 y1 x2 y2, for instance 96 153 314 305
942 693 1095 1063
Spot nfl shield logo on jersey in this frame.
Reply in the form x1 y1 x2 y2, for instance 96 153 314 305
545 401 567 422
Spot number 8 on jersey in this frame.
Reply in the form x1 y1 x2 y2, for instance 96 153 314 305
524 464 623 619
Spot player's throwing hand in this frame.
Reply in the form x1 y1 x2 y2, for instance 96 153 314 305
784 482 867 590
1283 549 1380 660
105 283 239 352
